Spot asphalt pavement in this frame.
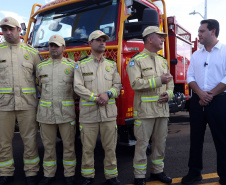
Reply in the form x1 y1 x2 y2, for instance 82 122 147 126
8 111 219 185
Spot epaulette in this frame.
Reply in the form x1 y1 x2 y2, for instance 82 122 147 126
78 56 89 61
24 43 37 50
67 58 75 63
157 54 166 60
131 52 140 58
41 57 50 62
106 57 115 62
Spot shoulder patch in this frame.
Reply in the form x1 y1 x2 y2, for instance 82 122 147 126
129 60 135 67
78 56 89 61
131 52 140 58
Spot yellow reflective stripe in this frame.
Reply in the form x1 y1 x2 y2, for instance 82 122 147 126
81 100 96 106
105 59 115 65
38 60 52 68
0 159 14 167
24 157 40 164
104 168 118 175
151 158 164 164
62 60 75 68
70 121 76 126
108 99 115 104
149 78 156 89
134 53 148 60
0 88 12 93
79 58 93 66
167 90 174 99
63 159 77 166
110 88 117 97
134 120 142 126
0 43 8 49
133 111 137 117
133 163 147 169
43 160 56 166
79 125 83 131
40 100 52 107
81 168 94 174
89 93 97 102
22 88 36 93
141 96 159 102
62 101 74 106
20 44 38 55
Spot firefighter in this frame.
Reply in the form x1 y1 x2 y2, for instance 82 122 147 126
126 26 174 185
74 30 122 185
36 34 76 185
0 17 41 185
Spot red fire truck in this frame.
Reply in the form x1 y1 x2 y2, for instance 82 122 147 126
19 0 196 144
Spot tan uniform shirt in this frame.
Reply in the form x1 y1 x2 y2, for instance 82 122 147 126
126 48 174 119
36 57 76 124
0 41 41 111
74 54 122 123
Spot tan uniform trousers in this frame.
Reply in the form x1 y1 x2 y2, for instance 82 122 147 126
80 121 118 179
0 110 39 177
40 122 76 177
133 118 168 178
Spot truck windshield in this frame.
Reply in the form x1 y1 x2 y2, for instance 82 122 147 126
32 0 119 49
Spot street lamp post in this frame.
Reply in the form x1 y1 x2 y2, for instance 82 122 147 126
189 0 207 19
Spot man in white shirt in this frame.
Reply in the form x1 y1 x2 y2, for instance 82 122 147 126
182 19 226 185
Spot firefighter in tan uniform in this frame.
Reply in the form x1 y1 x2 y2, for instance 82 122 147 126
126 26 174 185
74 30 122 185
0 17 41 185
36 35 76 185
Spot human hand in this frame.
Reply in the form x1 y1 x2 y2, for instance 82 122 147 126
95 93 109 106
160 73 173 84
158 92 168 103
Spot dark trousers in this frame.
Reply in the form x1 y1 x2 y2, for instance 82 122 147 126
188 93 226 181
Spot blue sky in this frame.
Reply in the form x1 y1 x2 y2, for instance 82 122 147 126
1 0 225 43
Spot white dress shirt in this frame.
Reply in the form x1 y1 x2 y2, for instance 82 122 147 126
187 41 226 91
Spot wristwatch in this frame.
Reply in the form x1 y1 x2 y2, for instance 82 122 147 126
106 91 113 99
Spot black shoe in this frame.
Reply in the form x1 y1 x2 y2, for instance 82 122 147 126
181 173 202 184
106 177 121 185
65 176 75 185
38 177 55 185
219 178 226 185
150 172 172 184
26 176 38 185
81 177 94 185
0 176 14 185
134 178 146 185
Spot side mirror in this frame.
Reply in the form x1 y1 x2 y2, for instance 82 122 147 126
21 23 27 31
125 0 133 7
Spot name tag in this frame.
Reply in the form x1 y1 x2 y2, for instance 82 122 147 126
82 72 93 76
143 67 152 71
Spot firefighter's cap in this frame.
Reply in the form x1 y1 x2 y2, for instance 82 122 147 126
88 30 110 42
142 26 167 38
0 17 20 28
49 34 65 46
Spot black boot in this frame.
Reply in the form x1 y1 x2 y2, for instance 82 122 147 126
0 176 14 185
26 175 38 185
134 178 146 185
38 177 55 185
81 177 94 185
106 177 121 185
150 172 172 184
64 176 75 185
